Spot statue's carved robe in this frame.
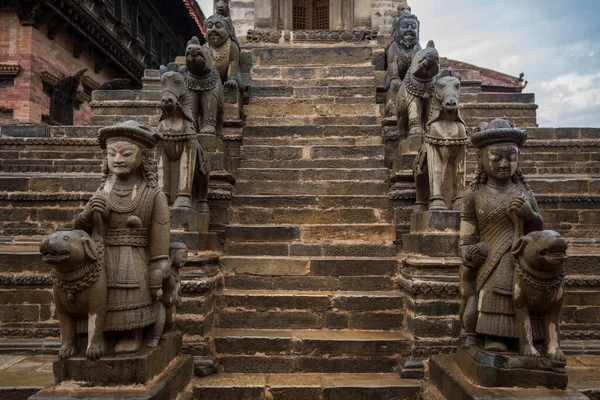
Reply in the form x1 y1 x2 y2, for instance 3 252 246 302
75 183 170 331
461 182 543 339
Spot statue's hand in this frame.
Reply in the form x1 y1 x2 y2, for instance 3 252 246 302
83 194 109 220
152 288 163 302
507 195 535 221
224 78 238 90
390 78 401 92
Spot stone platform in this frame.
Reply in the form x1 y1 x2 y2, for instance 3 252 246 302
456 345 568 390
430 354 588 400
53 331 183 386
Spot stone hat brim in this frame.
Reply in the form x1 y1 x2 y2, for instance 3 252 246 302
470 126 527 149
98 120 163 150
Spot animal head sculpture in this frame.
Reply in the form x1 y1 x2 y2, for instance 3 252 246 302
40 230 99 274
205 14 230 47
512 230 568 270
185 36 214 76
214 0 230 17
392 13 419 49
434 70 461 114
159 62 187 113
409 40 439 80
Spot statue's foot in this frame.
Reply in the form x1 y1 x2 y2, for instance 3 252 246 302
520 344 540 358
59 343 79 359
484 336 508 352
547 348 566 362
114 331 143 354
146 338 160 348
173 196 192 208
86 341 105 360
464 335 477 348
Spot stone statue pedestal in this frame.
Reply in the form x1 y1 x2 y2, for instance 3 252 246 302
456 345 568 390
430 352 586 400
31 331 193 399
224 85 243 124
403 210 460 257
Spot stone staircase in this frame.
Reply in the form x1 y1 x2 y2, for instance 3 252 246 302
202 45 422 397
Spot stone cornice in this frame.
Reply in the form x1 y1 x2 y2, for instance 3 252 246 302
0 63 22 77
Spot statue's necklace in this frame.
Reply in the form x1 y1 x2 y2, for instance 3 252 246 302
108 181 147 214
211 38 231 62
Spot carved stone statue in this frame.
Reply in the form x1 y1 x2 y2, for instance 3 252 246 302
74 120 171 354
459 119 547 352
205 14 244 94
40 230 106 360
413 70 467 212
384 12 420 116
185 36 224 136
396 40 439 137
512 230 567 361
157 62 210 211
149 242 187 348
214 0 238 45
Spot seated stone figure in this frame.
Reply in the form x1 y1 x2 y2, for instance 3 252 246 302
459 119 544 352
148 242 187 348
205 14 244 94
74 120 171 354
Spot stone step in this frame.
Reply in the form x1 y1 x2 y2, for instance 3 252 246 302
526 127 600 139
231 195 391 209
217 289 404 311
242 125 381 138
235 180 388 196
191 373 422 399
241 145 385 161
477 92 535 103
220 256 399 277
245 103 380 117
0 159 102 173
249 46 374 66
250 77 376 88
224 241 396 257
243 136 382 146
237 168 388 182
0 125 101 138
213 328 410 357
225 274 396 292
0 173 102 193
246 115 379 126
231 207 392 225
250 65 375 79
241 158 384 170
249 96 375 106
91 89 160 102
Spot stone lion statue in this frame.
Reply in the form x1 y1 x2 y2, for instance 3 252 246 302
184 36 224 136
395 40 440 137
40 230 106 360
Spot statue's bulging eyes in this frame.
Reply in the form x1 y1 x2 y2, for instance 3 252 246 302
207 23 213 29
63 236 70 241
440 83 446 88
216 22 223 29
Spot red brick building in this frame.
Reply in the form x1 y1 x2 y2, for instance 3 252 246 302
0 0 205 125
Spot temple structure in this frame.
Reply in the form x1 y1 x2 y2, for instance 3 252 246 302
0 0 205 125
0 0 598 399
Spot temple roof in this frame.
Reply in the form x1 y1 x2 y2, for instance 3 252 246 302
446 58 526 93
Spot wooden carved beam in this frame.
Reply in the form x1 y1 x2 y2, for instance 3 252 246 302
47 18 70 39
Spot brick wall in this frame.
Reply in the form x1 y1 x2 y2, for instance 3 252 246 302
0 10 116 125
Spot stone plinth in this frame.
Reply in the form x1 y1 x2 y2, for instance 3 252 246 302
403 210 460 257
171 207 210 233
430 353 587 400
456 345 568 390
53 331 183 386
31 354 193 400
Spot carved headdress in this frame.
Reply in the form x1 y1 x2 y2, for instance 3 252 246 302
98 120 163 150
470 118 527 149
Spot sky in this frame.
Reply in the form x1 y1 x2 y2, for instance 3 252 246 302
196 0 600 127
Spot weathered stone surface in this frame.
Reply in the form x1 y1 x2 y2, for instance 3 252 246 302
221 256 309 276
310 258 398 276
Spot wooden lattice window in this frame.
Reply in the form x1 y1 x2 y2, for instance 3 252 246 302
293 0 308 30
314 0 329 30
